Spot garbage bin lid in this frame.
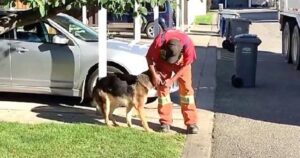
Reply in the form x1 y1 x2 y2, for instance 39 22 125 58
219 10 240 16
234 34 262 45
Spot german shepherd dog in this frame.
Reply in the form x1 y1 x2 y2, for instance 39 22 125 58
92 71 154 132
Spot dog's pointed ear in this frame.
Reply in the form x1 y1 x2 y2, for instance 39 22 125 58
137 73 153 90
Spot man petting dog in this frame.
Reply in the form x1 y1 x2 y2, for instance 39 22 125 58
146 29 199 134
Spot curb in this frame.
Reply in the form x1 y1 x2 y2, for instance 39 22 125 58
181 30 218 158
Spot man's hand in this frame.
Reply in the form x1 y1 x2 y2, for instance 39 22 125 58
152 73 162 87
162 79 173 88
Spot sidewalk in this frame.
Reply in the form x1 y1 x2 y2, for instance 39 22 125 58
181 22 218 158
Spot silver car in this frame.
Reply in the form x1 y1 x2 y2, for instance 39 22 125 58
0 13 178 103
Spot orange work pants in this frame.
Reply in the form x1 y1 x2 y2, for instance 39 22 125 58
157 65 198 126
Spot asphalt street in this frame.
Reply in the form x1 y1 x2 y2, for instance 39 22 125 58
212 15 300 158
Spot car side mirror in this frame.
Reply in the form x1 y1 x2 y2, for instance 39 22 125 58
53 35 69 45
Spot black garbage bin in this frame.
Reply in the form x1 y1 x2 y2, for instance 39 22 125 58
231 34 262 88
218 10 239 37
222 18 251 52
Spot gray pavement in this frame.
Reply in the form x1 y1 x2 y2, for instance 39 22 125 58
182 25 218 158
212 17 300 158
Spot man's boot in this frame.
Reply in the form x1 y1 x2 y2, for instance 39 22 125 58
187 124 199 134
160 124 171 133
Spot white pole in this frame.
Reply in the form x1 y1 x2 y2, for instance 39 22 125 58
134 1 141 43
176 0 180 29
225 0 227 8
82 6 88 25
186 0 190 33
98 8 107 78
153 4 160 37
180 0 184 31
248 0 251 8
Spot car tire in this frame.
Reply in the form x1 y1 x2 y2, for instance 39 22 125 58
282 22 292 63
146 22 162 39
291 25 300 69
85 66 124 105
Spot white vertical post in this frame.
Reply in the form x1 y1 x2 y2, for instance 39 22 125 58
186 0 190 33
285 0 288 10
248 0 252 8
134 1 141 42
180 0 184 31
176 0 180 29
82 6 88 25
98 8 107 78
153 4 159 37
225 0 227 8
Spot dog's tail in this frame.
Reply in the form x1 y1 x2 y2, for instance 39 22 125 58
92 89 107 116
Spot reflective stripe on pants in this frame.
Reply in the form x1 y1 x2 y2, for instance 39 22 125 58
158 95 172 105
157 64 198 125
180 95 195 105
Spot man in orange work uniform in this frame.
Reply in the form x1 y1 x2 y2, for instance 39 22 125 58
146 29 199 134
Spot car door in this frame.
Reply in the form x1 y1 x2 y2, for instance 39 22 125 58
9 22 80 90
0 31 13 87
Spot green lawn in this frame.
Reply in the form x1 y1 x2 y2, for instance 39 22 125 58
194 12 215 25
0 122 185 158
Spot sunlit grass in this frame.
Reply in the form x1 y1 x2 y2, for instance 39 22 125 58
194 12 215 25
0 122 185 158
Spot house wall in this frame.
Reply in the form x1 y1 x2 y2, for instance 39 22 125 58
187 0 207 25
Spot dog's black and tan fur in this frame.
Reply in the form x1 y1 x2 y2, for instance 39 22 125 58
92 72 154 132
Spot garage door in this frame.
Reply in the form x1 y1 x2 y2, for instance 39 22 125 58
227 0 248 8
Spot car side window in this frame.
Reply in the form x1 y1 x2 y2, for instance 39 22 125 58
16 23 46 43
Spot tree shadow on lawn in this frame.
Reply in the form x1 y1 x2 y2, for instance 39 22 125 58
215 49 300 126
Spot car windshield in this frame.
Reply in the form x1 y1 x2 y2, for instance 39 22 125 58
51 14 98 42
